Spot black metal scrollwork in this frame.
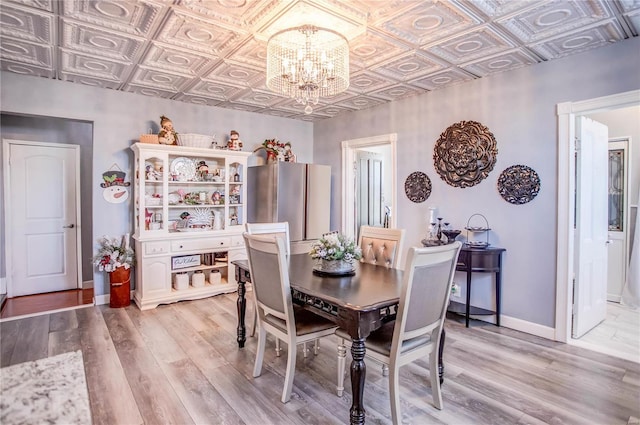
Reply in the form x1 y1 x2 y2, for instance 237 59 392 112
497 164 541 204
433 120 498 188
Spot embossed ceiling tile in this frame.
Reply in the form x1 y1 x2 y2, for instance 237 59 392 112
59 72 122 89
376 0 480 46
61 19 145 62
123 84 175 98
139 42 217 76
128 66 193 92
0 3 53 43
349 29 412 69
0 59 54 78
349 70 397 95
369 83 426 101
212 100 262 112
228 36 268 68
624 8 640 34
231 88 288 108
176 0 266 23
203 60 263 86
354 0 422 23
172 93 223 107
313 103 358 117
9 0 54 13
468 0 546 18
337 94 387 111
260 109 296 119
157 9 245 56
529 20 626 60
424 25 515 64
618 0 640 12
497 0 612 43
0 37 52 67
62 0 165 36
461 48 539 77
370 50 445 81
187 79 245 101
60 49 130 81
408 67 475 91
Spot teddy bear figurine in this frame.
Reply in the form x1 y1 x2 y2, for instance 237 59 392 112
158 115 178 145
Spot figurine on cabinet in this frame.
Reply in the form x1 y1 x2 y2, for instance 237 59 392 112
227 130 243 151
284 142 296 162
158 115 178 145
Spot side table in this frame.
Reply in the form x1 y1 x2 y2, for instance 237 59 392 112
449 246 506 327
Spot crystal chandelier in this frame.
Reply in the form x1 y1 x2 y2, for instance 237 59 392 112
266 25 349 115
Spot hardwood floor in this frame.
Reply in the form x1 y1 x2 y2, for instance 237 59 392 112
1 293 639 425
0 288 94 320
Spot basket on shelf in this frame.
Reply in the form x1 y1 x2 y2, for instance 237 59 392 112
140 134 159 144
178 133 214 148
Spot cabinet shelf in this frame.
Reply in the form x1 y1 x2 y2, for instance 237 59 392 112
171 263 227 273
168 204 225 208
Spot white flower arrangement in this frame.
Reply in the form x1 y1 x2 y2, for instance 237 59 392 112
309 233 362 263
93 235 135 272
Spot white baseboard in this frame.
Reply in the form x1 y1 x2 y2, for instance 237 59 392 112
95 291 134 306
499 314 556 340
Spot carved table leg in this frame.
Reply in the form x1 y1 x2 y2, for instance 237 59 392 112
438 328 446 385
235 266 247 348
350 338 366 425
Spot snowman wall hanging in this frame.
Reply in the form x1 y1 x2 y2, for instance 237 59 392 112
101 164 131 203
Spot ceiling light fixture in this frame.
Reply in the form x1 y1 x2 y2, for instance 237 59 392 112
266 25 349 115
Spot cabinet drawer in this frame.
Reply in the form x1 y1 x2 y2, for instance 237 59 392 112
145 241 170 256
171 237 231 252
231 235 245 247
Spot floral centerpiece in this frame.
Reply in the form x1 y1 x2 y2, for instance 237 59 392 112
93 235 135 272
309 233 362 274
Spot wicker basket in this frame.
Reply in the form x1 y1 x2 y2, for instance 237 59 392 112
178 133 214 148
140 134 159 144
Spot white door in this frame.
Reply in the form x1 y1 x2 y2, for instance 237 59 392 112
606 140 629 302
356 150 383 231
4 141 80 297
573 117 609 338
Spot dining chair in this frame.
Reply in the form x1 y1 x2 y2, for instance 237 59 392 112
244 233 338 403
336 241 462 422
358 225 406 269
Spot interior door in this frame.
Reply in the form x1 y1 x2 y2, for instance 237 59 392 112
573 117 609 338
356 150 383 231
5 141 80 296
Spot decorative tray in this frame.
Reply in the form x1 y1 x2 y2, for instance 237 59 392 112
464 241 490 249
464 226 491 232
312 266 355 277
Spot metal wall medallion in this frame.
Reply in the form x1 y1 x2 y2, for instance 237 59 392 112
497 164 541 204
433 120 498 188
404 171 431 203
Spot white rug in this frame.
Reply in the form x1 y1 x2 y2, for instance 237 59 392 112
1 350 92 425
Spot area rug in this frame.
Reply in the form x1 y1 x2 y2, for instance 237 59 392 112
1 350 91 424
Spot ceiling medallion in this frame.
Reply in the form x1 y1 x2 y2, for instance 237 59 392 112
404 171 432 203
433 120 498 188
266 25 349 115
497 164 541 204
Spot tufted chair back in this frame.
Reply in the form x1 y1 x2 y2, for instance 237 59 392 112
358 226 406 269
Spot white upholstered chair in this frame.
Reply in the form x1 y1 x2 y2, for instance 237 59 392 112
244 233 338 403
336 242 462 422
358 226 406 269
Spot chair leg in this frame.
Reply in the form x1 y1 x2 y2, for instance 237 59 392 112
429 350 443 409
281 338 297 403
275 338 282 357
336 338 347 396
382 364 389 377
314 339 320 355
303 342 309 358
389 360 401 425
253 327 267 378
250 308 257 337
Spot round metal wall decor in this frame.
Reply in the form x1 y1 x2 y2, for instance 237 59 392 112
404 171 431 203
433 120 498 188
497 164 541 204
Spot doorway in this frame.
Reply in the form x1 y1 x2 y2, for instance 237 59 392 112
556 90 640 362
3 141 82 297
341 133 397 240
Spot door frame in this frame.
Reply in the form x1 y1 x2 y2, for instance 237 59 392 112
555 89 640 342
341 133 397 239
2 139 83 297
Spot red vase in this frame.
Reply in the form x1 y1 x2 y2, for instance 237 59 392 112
109 266 131 308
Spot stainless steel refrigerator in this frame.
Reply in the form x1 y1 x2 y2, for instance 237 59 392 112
247 162 331 241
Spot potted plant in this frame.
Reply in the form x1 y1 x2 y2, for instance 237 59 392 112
309 233 362 274
93 234 135 308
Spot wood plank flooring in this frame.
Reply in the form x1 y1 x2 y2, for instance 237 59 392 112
1 293 639 425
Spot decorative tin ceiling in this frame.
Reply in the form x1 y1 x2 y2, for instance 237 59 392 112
1 0 638 121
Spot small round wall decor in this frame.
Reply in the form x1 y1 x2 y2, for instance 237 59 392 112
433 120 498 188
497 164 541 204
404 171 431 203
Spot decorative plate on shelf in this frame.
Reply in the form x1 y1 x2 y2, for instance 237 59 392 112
170 157 196 181
465 241 490 249
404 171 432 203
497 164 541 205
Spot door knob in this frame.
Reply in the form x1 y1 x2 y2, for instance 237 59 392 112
63 224 75 228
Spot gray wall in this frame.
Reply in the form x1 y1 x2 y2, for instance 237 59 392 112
313 36 640 328
0 73 313 297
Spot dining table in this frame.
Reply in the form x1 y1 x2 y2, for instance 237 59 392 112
232 254 447 425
